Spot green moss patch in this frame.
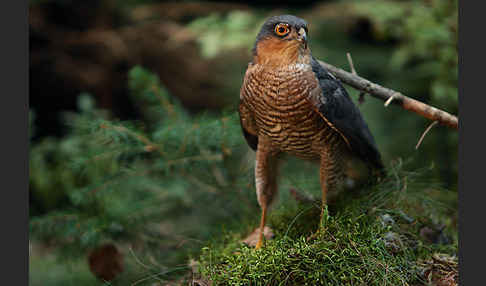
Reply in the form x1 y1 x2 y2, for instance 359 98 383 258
197 165 457 285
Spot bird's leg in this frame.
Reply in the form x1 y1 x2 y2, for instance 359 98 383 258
318 146 344 229
254 140 278 249
318 148 337 229
255 205 267 250
306 154 333 242
319 161 328 229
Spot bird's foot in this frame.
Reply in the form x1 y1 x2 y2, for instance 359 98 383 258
241 226 274 249
255 239 263 250
306 227 326 242
319 205 330 228
307 207 330 242
306 231 319 242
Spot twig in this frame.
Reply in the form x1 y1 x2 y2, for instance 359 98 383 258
346 52 366 104
128 247 154 270
346 52 357 75
415 121 439 150
101 123 165 155
131 266 188 286
384 96 394 107
318 60 458 129
184 174 219 194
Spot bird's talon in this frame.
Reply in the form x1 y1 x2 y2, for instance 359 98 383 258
255 240 263 250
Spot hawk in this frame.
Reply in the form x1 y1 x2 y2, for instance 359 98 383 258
238 15 384 249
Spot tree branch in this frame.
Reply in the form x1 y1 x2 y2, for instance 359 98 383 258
317 60 458 130
415 121 439 150
346 53 366 104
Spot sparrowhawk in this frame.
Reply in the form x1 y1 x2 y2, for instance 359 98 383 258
239 15 384 249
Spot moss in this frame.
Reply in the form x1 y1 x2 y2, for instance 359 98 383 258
197 164 457 285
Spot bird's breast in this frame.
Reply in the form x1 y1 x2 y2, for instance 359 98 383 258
242 64 337 158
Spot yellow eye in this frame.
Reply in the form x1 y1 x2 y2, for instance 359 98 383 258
274 23 290 36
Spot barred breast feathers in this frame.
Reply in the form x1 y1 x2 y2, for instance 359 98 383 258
240 61 350 159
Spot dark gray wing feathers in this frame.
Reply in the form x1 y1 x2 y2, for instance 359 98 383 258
310 57 384 171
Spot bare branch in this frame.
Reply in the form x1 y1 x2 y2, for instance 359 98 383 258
346 52 358 75
384 96 395 107
415 121 439 150
317 60 458 130
346 52 366 104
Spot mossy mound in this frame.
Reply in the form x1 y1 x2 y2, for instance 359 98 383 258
197 165 458 285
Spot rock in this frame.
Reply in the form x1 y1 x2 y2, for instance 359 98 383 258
382 231 403 253
380 214 395 227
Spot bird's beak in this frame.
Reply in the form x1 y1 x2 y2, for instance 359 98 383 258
298 27 307 49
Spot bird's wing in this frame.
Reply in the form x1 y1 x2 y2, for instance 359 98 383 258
239 68 259 151
309 57 384 170
239 100 258 151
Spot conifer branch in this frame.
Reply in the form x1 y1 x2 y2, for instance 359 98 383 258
100 123 164 155
165 154 223 167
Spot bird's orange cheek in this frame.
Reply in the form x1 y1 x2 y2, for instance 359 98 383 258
255 38 302 65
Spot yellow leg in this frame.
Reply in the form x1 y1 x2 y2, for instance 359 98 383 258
255 206 267 249
319 159 329 228
254 139 278 249
319 145 343 228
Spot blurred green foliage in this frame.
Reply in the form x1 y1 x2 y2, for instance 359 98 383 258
354 0 458 110
350 0 458 188
188 11 262 58
30 66 259 284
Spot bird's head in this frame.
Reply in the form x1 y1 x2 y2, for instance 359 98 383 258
252 15 310 67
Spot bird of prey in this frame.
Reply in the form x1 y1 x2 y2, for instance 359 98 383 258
238 15 384 249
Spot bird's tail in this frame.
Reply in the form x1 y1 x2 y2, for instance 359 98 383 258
368 159 386 184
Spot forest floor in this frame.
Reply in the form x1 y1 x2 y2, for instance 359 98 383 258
191 165 458 286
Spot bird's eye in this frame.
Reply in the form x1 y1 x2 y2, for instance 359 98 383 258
274 23 290 36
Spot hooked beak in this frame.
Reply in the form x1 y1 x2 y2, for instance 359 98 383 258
298 27 307 49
